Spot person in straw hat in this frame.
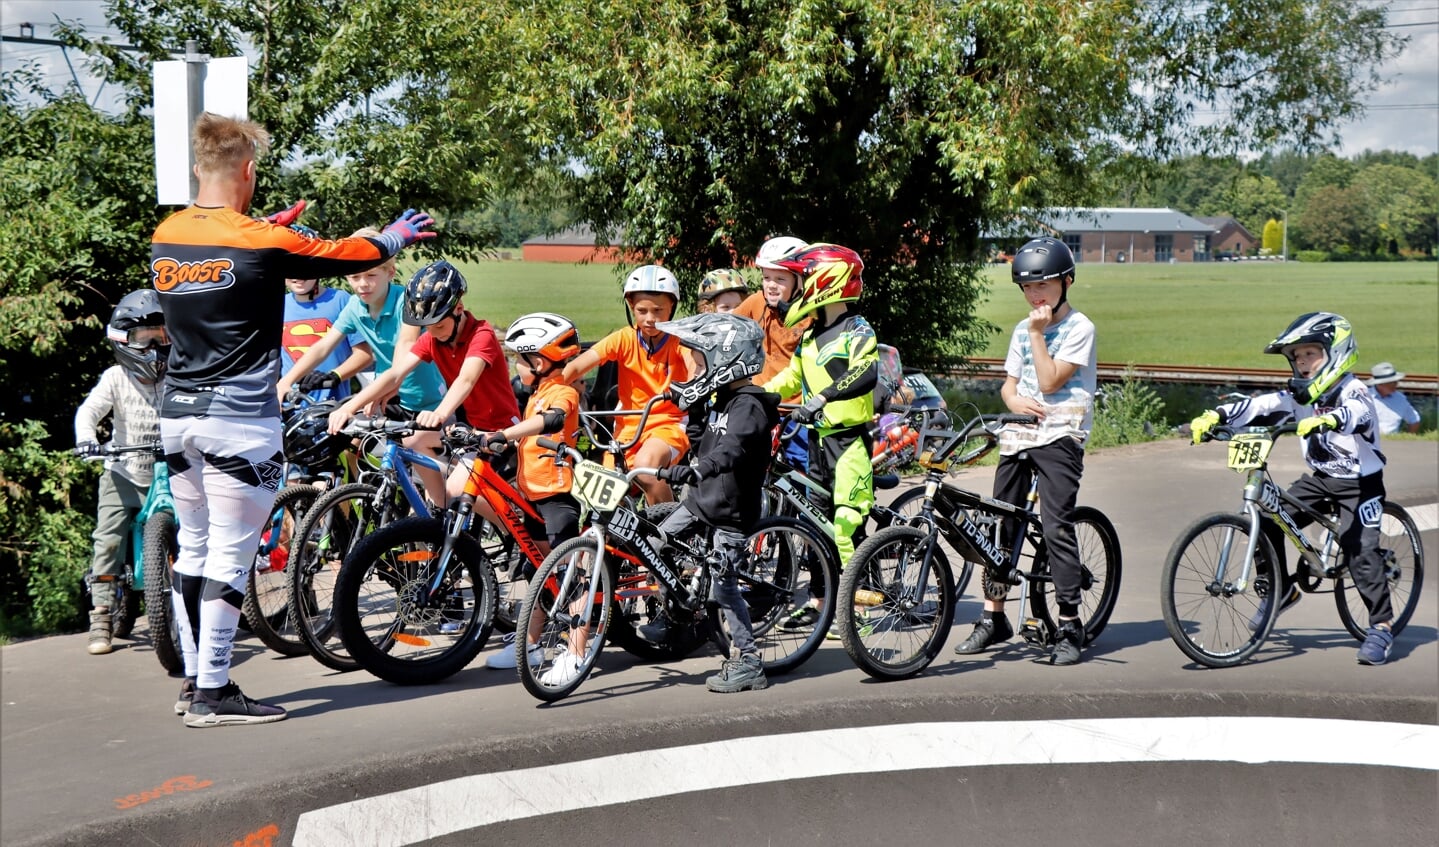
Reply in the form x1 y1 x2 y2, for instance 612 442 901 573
1366 362 1420 434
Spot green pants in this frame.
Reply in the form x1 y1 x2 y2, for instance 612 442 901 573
89 472 147 609
808 425 874 567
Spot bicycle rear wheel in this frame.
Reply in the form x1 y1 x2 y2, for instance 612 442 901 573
1028 506 1122 643
1336 501 1424 640
517 535 616 702
837 525 955 680
1161 512 1281 668
335 516 497 685
736 516 838 675
243 484 320 656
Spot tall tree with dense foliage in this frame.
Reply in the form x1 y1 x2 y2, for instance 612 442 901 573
1261 219 1284 255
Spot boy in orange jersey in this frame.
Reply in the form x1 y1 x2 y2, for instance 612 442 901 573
562 265 691 504
479 312 585 672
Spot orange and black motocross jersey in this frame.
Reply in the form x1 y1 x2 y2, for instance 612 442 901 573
150 206 400 419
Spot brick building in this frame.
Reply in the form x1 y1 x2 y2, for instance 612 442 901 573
1039 207 1218 263
521 224 626 263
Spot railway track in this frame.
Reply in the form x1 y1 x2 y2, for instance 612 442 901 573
948 358 1439 396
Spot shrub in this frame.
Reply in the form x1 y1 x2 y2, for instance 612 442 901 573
1295 250 1329 263
1090 368 1168 448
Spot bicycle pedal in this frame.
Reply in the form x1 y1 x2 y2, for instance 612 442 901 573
1019 617 1051 647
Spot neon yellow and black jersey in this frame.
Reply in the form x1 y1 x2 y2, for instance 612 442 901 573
764 309 879 429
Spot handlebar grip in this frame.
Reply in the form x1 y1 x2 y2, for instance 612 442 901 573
995 413 1039 426
536 437 560 450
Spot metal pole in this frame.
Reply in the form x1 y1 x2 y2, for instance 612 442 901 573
1281 209 1288 260
184 39 209 204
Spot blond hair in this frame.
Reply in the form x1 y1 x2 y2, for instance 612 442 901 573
192 112 270 177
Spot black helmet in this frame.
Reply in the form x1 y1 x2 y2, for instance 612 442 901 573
402 260 467 326
655 313 765 410
282 402 351 468
1011 237 1075 285
107 289 169 384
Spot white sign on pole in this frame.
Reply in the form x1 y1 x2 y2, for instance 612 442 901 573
152 55 249 206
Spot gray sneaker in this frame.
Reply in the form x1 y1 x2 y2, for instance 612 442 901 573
706 654 768 693
1049 619 1084 666
174 677 196 716
87 611 113 655
954 615 1013 655
184 681 287 728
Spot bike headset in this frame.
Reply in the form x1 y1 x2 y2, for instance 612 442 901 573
107 289 170 384
403 260 468 344
1263 311 1358 405
654 312 766 410
1010 237 1076 308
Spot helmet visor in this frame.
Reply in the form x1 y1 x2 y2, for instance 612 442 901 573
109 325 170 350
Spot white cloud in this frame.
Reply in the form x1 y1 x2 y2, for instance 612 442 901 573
3 0 1435 157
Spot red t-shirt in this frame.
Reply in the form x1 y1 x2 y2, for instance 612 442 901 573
410 315 520 430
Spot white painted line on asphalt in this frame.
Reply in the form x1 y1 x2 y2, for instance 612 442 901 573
292 717 1438 846
1405 502 1437 533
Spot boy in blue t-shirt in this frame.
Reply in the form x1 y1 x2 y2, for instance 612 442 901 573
954 237 1097 667
280 273 363 401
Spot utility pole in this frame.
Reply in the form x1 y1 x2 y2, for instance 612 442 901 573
184 40 208 203
1281 209 1289 260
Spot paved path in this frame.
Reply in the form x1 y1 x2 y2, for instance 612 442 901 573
2 438 1435 846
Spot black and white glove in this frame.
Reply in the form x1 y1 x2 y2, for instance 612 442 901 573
297 370 341 392
789 395 827 425
76 441 102 458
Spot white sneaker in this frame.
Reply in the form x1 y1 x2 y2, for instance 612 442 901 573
539 651 583 686
485 635 542 669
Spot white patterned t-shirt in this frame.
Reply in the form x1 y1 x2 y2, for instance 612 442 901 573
999 309 1097 455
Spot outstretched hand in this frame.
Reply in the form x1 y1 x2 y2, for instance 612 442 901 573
383 209 437 248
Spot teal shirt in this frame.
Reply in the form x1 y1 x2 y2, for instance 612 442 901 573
334 284 446 411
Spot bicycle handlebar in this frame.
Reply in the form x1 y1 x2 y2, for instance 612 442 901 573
341 415 435 439
1200 421 1301 443
76 442 163 461
577 393 668 456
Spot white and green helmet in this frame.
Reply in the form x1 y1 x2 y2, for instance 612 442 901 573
1263 311 1357 404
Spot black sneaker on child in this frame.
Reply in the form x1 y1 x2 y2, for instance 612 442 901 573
1049 619 1084 666
638 615 671 644
954 615 1013 655
174 677 196 716
183 681 287 728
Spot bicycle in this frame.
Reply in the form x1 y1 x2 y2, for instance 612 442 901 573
76 441 179 668
835 412 1122 680
333 424 563 685
1160 423 1424 668
285 415 448 671
515 435 837 701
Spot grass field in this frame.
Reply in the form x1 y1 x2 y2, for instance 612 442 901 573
417 257 1437 373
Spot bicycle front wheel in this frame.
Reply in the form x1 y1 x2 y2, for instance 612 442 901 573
335 516 497 685
243 484 320 656
1336 501 1424 640
1161 512 1281 668
517 535 616 702
142 510 183 674
837 525 955 680
1028 506 1122 643
888 486 974 601
288 482 391 672
737 516 838 675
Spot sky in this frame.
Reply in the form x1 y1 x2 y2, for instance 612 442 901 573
2 0 1436 159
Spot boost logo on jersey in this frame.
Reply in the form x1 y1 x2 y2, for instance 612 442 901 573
151 257 237 293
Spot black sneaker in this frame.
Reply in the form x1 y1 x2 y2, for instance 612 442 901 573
1049 619 1083 666
954 616 1013 655
706 654 768 693
183 682 287 728
779 605 820 632
174 677 196 716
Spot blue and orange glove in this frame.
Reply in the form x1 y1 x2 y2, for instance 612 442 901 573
1297 413 1338 437
382 208 437 248
262 199 307 227
1190 410 1221 444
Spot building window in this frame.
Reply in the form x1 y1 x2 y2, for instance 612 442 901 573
1063 234 1082 261
1194 235 1209 262
1155 233 1173 262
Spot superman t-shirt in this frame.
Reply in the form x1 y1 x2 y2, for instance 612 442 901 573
280 287 361 400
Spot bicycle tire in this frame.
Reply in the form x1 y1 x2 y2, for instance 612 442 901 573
1027 505 1122 644
288 482 390 672
517 535 616 702
474 520 526 635
142 511 183 674
112 580 140 639
243 485 320 656
1161 512 1282 668
335 516 498 685
1335 501 1424 640
739 516 838 675
888 486 975 601
837 525 955 680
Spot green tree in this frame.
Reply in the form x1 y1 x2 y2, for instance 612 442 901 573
1261 218 1283 255
1293 184 1374 253
1202 174 1289 241
1353 163 1438 254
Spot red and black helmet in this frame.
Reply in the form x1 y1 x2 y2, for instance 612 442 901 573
773 243 864 327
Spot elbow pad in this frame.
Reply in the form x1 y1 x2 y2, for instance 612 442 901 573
540 407 567 435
